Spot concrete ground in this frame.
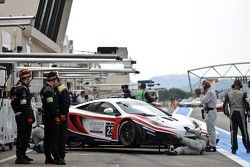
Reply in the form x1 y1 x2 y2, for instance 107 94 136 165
0 107 247 167
0 146 242 167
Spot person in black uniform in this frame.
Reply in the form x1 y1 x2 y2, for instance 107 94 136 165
10 69 34 164
57 83 71 165
40 71 64 165
121 84 135 99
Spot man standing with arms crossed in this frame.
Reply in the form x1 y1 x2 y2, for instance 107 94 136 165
40 71 64 165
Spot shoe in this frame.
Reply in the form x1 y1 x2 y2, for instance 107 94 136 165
15 158 31 164
24 155 33 161
33 144 42 153
45 157 57 164
169 145 175 151
56 159 66 165
246 149 250 153
164 149 177 155
60 158 66 164
205 146 216 152
231 149 236 154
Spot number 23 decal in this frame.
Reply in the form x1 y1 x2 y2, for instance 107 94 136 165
105 122 114 137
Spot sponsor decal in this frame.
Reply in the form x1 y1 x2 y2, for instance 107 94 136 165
105 122 114 137
94 138 110 142
87 120 105 134
89 121 105 126
83 119 114 138
90 130 103 134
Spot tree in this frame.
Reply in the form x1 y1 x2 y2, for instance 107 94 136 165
158 88 194 101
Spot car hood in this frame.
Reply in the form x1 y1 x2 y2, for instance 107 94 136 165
136 114 198 136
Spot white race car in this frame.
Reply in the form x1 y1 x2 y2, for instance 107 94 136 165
68 98 208 147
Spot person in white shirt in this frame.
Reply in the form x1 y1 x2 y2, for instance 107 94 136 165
77 91 86 104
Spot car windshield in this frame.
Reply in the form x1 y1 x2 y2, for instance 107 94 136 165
182 99 191 102
117 101 167 116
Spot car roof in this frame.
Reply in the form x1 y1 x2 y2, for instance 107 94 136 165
73 98 139 108
182 99 192 101
93 98 138 103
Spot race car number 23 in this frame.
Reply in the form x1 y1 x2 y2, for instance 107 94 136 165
105 122 114 137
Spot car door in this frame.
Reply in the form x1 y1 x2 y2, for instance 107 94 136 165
81 102 121 140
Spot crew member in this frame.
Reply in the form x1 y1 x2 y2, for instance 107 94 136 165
77 90 86 104
135 83 154 103
31 125 44 153
40 71 64 165
199 80 217 152
57 83 71 165
170 98 178 110
165 127 207 155
10 69 34 164
223 80 250 154
121 84 135 98
247 81 250 104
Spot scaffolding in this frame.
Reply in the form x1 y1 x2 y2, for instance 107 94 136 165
187 62 250 92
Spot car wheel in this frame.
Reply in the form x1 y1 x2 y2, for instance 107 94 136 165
119 120 137 147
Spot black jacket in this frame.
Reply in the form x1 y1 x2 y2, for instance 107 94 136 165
57 84 71 114
10 81 33 118
40 83 59 118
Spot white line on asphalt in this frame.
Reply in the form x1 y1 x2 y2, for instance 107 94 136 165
68 153 122 156
0 149 32 163
0 150 132 163
0 155 16 163
217 148 250 167
192 117 249 167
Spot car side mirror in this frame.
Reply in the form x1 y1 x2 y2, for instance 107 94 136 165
103 108 114 115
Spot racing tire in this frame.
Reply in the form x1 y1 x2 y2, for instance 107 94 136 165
119 120 137 147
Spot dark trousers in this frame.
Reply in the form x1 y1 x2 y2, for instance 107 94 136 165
58 120 68 159
230 111 250 150
43 115 59 160
15 114 32 159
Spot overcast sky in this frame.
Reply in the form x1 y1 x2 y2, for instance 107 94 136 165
66 0 250 83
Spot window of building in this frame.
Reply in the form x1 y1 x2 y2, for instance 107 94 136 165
34 0 66 42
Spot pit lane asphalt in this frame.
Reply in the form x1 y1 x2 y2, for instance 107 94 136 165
0 107 244 167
